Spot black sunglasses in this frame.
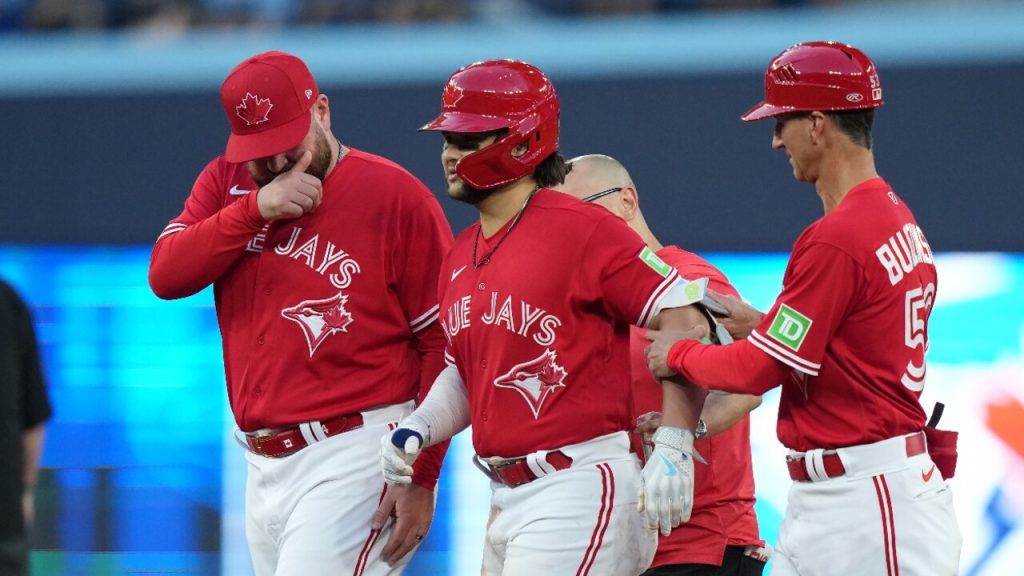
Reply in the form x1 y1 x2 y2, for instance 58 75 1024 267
581 187 622 203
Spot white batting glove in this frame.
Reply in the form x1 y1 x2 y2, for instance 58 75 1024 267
379 424 426 486
637 426 696 536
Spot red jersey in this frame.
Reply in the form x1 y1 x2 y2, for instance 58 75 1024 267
150 149 454 433
747 177 935 450
439 189 685 458
629 247 761 567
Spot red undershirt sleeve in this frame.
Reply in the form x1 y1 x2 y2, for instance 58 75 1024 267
410 322 450 491
667 338 793 396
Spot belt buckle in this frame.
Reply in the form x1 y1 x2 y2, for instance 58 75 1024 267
246 428 277 456
488 457 518 471
472 455 502 482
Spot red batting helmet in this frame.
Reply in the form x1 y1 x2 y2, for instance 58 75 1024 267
420 59 560 189
741 41 883 122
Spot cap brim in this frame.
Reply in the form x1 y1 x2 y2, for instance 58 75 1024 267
418 111 509 133
225 111 312 163
740 101 785 122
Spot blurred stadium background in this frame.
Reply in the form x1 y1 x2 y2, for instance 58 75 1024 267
1 0 1022 574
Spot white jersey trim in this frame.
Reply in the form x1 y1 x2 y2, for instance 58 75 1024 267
409 304 439 333
637 271 683 328
444 350 457 368
157 223 187 241
749 329 821 376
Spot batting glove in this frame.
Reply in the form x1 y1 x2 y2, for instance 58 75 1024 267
380 424 425 486
638 426 696 536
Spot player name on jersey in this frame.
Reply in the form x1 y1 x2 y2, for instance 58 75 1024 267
443 292 563 346
874 222 933 286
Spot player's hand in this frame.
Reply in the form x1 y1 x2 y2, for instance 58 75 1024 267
255 150 323 220
633 411 663 436
637 426 696 537
371 483 434 566
633 411 663 463
380 425 425 486
706 290 763 341
645 326 707 379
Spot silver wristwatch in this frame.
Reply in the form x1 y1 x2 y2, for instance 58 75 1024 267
694 418 708 440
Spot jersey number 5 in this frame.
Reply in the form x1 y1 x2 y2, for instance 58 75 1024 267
901 283 936 392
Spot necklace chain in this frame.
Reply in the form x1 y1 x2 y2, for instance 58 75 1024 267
472 186 539 269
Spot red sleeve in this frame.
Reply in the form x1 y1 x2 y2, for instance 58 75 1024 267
410 321 450 490
149 158 268 299
674 259 739 299
667 338 793 396
393 181 454 491
391 181 454 335
746 244 860 377
582 216 682 327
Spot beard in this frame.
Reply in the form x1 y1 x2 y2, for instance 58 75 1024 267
249 126 333 188
447 178 496 206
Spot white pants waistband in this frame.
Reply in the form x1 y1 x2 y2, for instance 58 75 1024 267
789 432 927 479
483 431 631 476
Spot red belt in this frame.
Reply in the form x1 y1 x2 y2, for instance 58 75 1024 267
480 451 574 488
787 432 926 482
245 413 364 458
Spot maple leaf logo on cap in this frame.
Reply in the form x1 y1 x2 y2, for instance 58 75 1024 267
236 92 273 126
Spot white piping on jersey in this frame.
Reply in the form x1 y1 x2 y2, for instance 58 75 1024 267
749 329 821 376
409 304 440 333
444 350 457 368
157 222 187 241
637 271 683 328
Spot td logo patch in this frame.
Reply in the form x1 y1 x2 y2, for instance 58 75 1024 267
767 304 812 351
640 247 672 278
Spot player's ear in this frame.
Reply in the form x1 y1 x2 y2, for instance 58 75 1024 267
314 95 331 130
620 186 640 221
808 111 827 144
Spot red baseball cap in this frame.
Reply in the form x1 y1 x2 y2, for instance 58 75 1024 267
220 51 319 163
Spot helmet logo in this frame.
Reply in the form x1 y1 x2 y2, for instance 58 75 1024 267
872 88 883 101
236 92 273 125
846 93 864 103
444 84 466 109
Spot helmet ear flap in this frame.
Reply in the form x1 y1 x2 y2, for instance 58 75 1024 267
455 109 562 190
456 114 541 189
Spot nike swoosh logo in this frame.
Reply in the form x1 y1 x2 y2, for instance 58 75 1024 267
922 464 936 482
451 265 467 282
658 452 677 477
229 185 253 196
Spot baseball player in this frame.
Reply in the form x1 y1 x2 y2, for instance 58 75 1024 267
378 59 716 575
646 42 962 575
556 154 768 576
148 51 454 575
